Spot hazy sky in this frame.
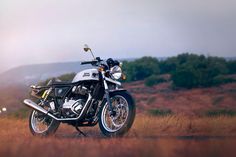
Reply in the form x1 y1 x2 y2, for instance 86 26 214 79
1 0 236 72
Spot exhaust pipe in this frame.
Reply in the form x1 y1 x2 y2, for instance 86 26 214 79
24 99 48 115
23 95 92 121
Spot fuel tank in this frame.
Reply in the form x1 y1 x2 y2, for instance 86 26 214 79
72 69 99 83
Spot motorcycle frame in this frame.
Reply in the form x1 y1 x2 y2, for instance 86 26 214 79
26 70 124 123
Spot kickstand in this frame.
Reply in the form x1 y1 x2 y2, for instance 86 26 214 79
75 127 87 137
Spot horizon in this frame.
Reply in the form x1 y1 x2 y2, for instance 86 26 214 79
1 54 236 74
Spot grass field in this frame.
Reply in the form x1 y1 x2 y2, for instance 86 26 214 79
1 77 236 157
1 114 236 157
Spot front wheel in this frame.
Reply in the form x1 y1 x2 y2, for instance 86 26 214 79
99 91 136 137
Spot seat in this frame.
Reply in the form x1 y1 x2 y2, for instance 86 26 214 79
50 78 72 86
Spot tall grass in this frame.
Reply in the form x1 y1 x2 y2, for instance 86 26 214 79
1 115 236 157
206 109 236 117
148 108 173 116
0 115 236 157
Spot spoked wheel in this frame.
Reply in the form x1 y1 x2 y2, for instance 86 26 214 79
29 110 60 136
99 91 136 137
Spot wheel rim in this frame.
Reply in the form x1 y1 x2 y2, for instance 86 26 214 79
101 95 129 132
31 110 53 134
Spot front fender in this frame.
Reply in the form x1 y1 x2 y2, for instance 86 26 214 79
108 89 127 95
108 89 135 105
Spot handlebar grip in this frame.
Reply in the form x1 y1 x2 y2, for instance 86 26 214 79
81 61 92 65
81 60 99 65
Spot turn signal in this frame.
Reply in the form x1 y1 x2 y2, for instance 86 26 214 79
121 74 127 80
98 67 104 72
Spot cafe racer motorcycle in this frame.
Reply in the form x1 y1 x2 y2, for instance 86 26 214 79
23 45 136 137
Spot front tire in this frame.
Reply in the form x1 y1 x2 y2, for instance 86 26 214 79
99 91 136 137
29 110 60 136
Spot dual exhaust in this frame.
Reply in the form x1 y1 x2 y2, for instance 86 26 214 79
23 99 61 120
23 96 91 121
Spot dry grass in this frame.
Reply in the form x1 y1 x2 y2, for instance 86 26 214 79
125 82 236 116
129 114 236 137
1 115 236 157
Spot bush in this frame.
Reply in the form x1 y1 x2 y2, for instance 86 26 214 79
206 109 236 117
212 75 236 85
145 75 167 87
159 57 178 74
171 54 230 88
227 60 236 74
148 108 173 116
123 57 160 82
123 54 235 88
172 67 199 89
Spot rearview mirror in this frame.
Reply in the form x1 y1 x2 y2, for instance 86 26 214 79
83 44 95 59
84 44 91 52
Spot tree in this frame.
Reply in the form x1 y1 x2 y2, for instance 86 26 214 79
227 60 236 74
123 57 160 81
172 66 199 89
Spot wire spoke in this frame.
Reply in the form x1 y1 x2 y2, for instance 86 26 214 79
101 96 129 132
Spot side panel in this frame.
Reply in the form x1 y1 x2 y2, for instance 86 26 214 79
72 69 99 82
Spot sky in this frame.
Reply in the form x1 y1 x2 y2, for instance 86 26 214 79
0 0 236 72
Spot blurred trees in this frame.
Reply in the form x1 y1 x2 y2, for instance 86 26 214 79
38 73 76 86
145 75 168 87
123 53 236 88
123 57 160 81
38 54 236 89
227 60 236 74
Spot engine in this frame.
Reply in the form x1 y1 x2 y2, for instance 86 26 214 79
60 85 89 118
62 98 86 117
72 85 89 95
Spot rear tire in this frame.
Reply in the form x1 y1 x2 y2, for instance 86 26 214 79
29 110 60 137
99 91 136 137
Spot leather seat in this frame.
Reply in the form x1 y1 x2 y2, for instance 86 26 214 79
49 78 71 86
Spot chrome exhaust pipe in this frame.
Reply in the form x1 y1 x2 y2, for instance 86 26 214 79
24 99 60 120
23 94 92 121
24 99 48 115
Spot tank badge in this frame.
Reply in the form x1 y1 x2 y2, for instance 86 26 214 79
83 73 90 77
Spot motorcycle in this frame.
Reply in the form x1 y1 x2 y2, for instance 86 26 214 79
23 45 136 137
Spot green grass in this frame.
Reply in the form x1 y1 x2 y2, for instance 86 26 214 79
206 109 236 117
148 108 173 116
145 75 168 87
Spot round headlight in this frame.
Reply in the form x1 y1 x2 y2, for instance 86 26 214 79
110 65 122 80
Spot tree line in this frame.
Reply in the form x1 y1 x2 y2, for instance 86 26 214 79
39 53 236 89
123 53 236 88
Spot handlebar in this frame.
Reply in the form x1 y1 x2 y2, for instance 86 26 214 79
81 58 103 65
81 57 119 68
81 61 97 65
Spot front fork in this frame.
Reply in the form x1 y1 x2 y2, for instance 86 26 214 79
101 72 115 116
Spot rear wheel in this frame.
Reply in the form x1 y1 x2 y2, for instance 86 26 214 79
99 91 136 137
29 110 60 136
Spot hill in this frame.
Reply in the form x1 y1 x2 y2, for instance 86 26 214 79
125 81 236 116
0 58 136 87
0 62 91 86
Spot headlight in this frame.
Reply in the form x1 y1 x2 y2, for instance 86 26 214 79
110 65 122 80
